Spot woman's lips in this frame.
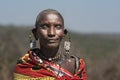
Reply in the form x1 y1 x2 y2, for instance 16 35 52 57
48 39 58 43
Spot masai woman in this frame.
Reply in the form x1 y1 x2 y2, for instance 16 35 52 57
14 9 87 80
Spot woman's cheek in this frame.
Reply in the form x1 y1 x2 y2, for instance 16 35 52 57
57 30 64 37
38 30 47 38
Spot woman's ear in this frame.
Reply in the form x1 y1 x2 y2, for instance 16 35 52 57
62 29 67 38
32 28 38 40
64 29 68 35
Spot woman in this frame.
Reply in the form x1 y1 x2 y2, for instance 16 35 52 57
14 9 87 80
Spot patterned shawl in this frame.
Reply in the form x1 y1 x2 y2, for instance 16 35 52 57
14 49 87 80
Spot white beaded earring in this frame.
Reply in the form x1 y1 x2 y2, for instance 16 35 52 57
64 32 71 58
29 34 36 49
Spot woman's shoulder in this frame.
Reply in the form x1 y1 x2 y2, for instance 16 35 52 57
27 48 40 53
70 55 86 69
70 55 85 62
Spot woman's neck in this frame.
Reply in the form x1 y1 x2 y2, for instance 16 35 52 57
39 46 59 58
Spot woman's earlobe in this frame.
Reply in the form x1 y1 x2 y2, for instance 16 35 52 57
32 28 38 40
64 29 68 35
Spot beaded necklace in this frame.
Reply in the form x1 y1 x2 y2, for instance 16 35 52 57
39 52 61 62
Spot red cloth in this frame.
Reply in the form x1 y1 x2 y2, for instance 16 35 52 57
14 49 87 80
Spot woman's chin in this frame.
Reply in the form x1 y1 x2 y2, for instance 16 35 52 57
46 43 59 48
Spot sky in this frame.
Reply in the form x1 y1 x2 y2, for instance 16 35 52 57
0 0 120 33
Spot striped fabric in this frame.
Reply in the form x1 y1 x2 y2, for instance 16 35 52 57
14 49 87 80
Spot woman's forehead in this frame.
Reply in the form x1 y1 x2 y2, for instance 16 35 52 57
39 13 64 24
41 13 62 20
47 14 59 20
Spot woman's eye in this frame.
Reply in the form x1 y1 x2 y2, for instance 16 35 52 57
40 25 48 29
55 25 62 29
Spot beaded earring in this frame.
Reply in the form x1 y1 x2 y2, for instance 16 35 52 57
64 32 71 58
29 34 36 49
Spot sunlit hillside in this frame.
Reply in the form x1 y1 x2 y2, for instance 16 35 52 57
0 25 120 80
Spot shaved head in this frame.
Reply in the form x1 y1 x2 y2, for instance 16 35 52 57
35 9 64 28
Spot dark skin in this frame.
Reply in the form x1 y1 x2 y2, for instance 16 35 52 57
33 13 75 74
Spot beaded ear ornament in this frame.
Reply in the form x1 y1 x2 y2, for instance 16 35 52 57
64 31 71 59
29 34 36 49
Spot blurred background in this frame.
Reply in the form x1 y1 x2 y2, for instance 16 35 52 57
0 0 120 80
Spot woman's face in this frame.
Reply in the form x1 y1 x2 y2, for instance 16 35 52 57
36 13 65 48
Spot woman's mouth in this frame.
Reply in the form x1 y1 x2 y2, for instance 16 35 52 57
48 39 58 43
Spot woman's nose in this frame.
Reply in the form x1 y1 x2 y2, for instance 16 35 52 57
48 26 56 37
